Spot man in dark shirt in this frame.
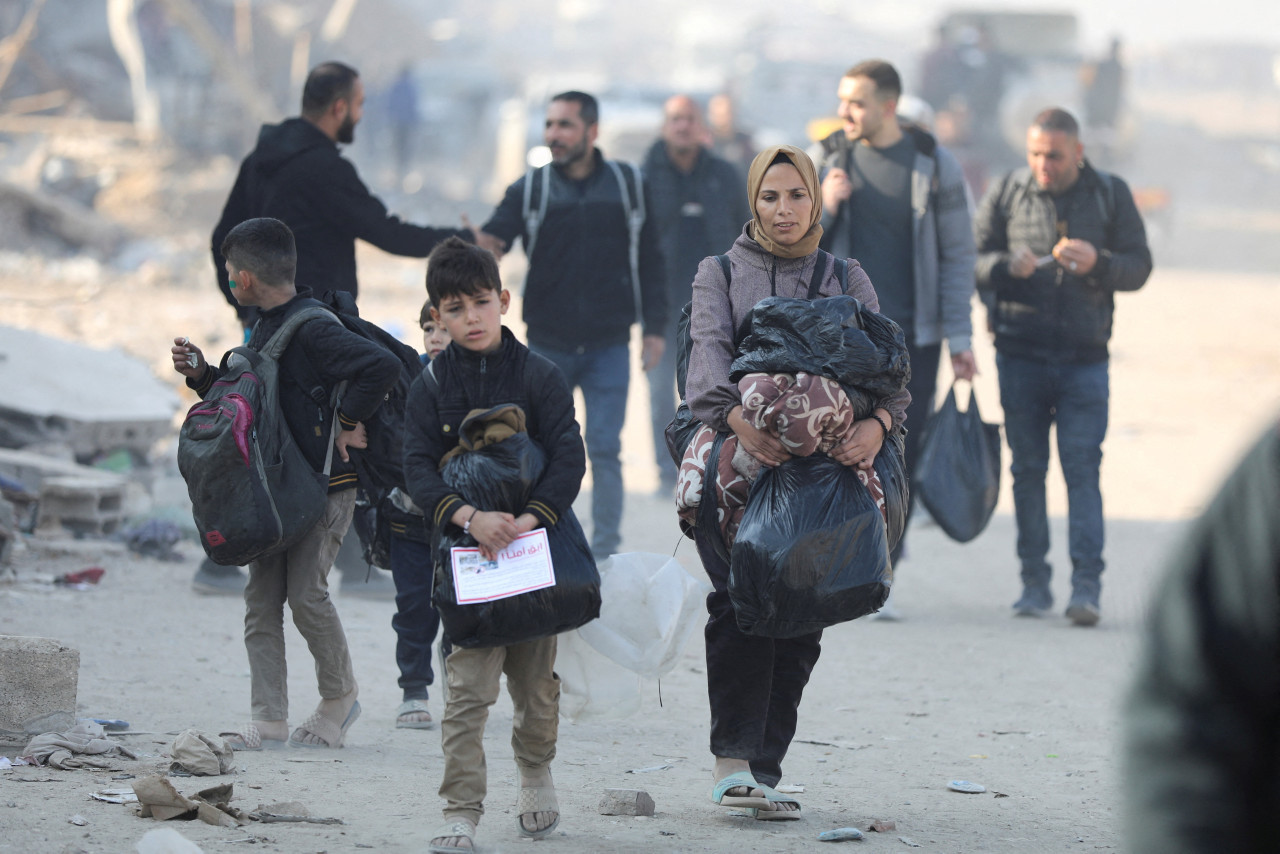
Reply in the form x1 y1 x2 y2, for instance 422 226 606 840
974 108 1151 626
211 61 501 325
641 95 749 493
481 91 667 560
817 60 978 617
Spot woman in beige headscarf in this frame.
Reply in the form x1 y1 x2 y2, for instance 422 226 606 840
685 144 911 819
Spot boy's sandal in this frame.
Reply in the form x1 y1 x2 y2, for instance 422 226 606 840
516 785 560 839
394 699 434 730
711 770 771 809
748 785 802 821
218 723 286 751
288 700 361 749
427 819 476 853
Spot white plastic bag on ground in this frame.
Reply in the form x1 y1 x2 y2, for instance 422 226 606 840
578 552 710 677
556 629 640 722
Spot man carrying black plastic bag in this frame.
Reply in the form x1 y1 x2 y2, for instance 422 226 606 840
402 238 592 851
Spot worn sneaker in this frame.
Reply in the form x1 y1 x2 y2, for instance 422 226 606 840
1065 597 1101 627
192 559 247 596
1012 585 1053 617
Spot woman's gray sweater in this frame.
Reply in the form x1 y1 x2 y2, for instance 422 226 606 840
686 227 912 434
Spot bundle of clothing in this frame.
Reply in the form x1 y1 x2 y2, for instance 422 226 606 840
675 294 911 550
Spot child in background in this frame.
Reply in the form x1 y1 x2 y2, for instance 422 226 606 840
403 237 586 852
420 301 450 363
388 299 454 729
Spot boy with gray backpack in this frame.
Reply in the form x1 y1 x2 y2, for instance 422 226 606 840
171 217 400 750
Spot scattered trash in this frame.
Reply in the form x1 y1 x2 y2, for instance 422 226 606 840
68 813 88 825
775 783 805 794
132 777 245 826
898 836 922 847
54 567 105 587
659 830 676 836
818 827 864 841
168 730 234 777
136 826 205 854
251 802 344 825
994 792 1009 798
626 763 673 774
91 787 139 804
0 757 32 768
93 718 130 731
24 720 138 769
794 739 870 750
947 780 986 794
117 519 184 562
968 754 988 759
870 819 897 832
598 788 655 816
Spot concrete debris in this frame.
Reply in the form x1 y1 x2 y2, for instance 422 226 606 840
0 325 177 458
0 634 79 746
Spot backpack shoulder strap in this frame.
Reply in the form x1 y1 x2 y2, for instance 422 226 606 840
261 305 336 361
606 159 646 325
715 254 731 286
521 165 550 259
805 251 832 300
835 257 850 294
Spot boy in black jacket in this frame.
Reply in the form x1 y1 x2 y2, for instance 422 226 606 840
172 218 400 750
403 237 585 852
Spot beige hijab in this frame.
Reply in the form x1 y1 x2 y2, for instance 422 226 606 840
746 144 825 259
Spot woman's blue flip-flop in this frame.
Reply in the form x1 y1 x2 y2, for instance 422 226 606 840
711 770 771 809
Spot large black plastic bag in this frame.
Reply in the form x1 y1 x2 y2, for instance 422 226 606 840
729 295 910 413
876 431 909 553
729 454 892 638
915 382 1002 543
432 433 601 648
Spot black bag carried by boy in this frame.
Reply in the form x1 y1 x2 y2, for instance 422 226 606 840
431 423 600 649
310 291 422 493
178 307 338 566
915 382 1002 543
729 452 893 638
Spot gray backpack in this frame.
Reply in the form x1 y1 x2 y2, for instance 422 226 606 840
178 307 340 565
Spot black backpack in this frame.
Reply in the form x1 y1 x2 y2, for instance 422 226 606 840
294 292 424 570
298 291 422 493
664 251 849 465
179 306 340 565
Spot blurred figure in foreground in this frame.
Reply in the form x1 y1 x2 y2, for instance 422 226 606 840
974 108 1152 625
1125 416 1280 852
642 95 750 494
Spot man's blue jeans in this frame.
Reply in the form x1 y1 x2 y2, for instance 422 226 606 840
531 342 629 558
996 353 1109 599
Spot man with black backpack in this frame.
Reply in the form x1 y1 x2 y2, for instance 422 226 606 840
974 108 1152 626
480 91 668 560
172 218 400 749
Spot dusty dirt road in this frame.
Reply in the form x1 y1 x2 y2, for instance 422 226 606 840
3 247 1280 854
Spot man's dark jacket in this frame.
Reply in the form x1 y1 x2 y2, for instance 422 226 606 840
974 161 1152 363
640 140 750 309
481 150 667 350
403 327 586 532
190 290 401 492
212 118 468 320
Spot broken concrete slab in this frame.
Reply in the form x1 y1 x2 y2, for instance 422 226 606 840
0 635 79 746
0 325 178 458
